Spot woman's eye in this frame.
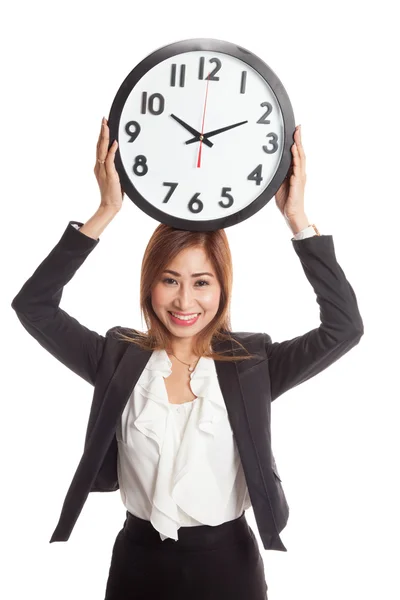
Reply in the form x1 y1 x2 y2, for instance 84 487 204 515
162 278 209 286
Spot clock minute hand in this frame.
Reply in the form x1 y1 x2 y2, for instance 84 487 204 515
185 120 248 145
170 114 214 148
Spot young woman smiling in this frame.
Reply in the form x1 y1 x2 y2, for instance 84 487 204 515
11 118 363 599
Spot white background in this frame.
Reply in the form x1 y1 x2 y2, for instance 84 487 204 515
2 1 399 599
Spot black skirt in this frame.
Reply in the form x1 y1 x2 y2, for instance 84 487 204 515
104 509 268 599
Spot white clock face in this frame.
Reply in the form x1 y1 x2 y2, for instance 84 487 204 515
117 49 286 225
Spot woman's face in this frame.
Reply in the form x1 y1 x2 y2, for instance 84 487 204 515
151 246 221 340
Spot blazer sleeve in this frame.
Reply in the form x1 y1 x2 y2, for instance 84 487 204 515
265 234 364 402
11 221 106 386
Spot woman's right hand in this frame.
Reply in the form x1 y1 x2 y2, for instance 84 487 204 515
93 117 124 212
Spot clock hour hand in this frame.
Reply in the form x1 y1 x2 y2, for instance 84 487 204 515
170 114 214 148
185 120 248 145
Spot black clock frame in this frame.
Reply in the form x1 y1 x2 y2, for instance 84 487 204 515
108 38 296 232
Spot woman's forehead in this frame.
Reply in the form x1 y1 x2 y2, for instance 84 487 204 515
167 246 212 268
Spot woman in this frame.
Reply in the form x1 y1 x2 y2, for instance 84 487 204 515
11 118 364 599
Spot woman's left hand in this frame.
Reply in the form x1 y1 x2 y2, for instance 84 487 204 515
274 125 306 220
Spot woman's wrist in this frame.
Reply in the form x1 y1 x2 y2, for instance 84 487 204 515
78 205 120 240
285 213 309 234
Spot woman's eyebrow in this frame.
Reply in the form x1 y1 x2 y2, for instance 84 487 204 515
162 269 214 278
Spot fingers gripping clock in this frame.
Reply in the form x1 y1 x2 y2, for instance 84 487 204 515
107 38 296 231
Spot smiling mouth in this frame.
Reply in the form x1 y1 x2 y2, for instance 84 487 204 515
168 311 201 316
167 311 201 324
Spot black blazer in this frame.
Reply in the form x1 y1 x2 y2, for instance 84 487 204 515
11 221 364 552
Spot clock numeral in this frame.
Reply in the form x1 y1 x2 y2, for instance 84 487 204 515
188 193 203 214
162 182 178 203
263 132 279 154
240 71 247 94
257 102 273 124
198 57 221 81
141 92 165 115
247 164 263 186
133 155 148 176
170 64 186 87
161 187 234 212
199 57 204 79
125 120 141 142
219 187 234 208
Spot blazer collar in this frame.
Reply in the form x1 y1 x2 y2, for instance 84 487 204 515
96 333 260 454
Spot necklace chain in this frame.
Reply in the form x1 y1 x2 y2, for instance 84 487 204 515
169 352 200 372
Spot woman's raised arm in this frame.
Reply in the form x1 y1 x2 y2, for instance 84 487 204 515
11 117 124 386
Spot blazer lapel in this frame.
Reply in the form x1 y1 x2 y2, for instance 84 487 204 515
102 342 153 432
213 335 273 516
104 332 266 440
93 332 268 456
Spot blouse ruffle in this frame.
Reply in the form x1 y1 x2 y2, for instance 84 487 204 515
133 348 229 541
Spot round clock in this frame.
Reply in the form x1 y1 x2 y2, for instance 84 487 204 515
108 38 296 231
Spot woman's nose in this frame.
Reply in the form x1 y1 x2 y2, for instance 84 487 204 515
175 285 195 303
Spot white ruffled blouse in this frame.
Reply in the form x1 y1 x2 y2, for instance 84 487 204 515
115 348 252 542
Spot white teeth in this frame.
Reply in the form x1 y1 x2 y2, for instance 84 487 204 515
170 312 199 321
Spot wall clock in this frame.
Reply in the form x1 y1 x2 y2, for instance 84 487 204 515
108 38 296 231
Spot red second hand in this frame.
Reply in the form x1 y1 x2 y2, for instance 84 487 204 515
197 73 211 168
